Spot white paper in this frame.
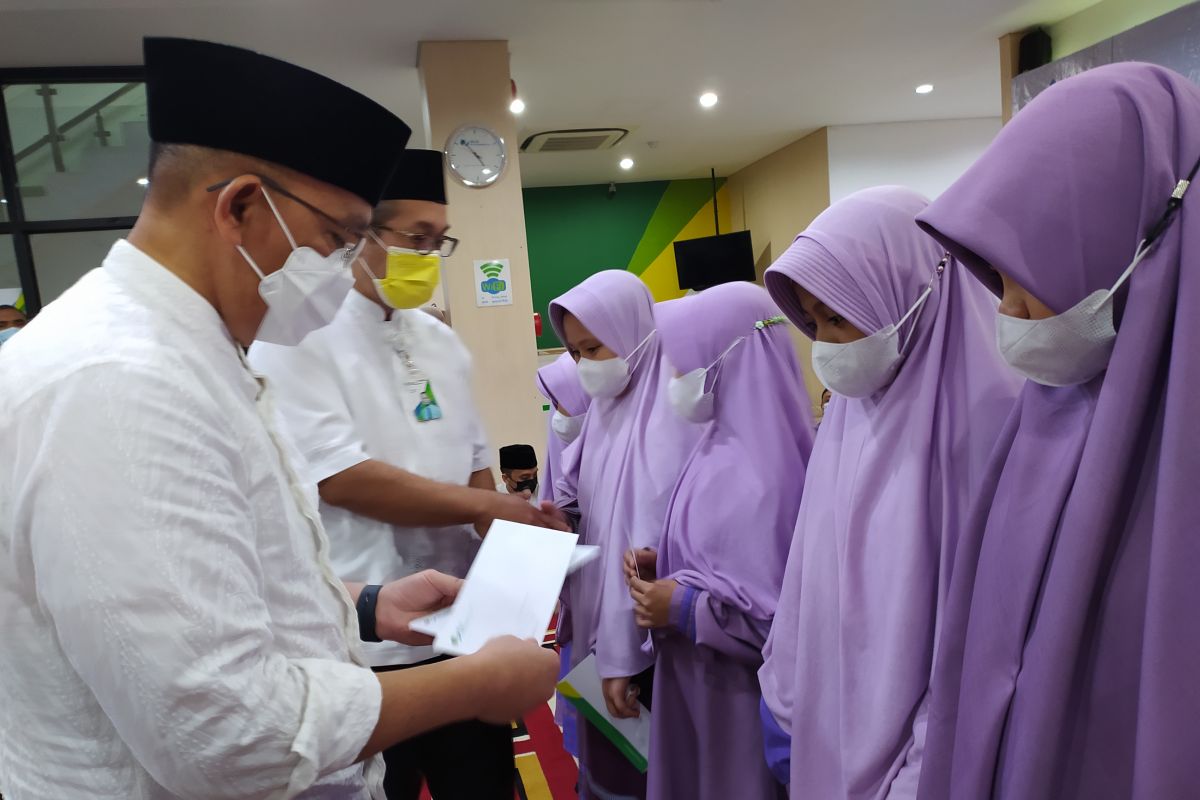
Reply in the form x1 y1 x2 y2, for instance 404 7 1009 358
428 520 577 655
567 544 601 574
410 544 598 641
407 606 453 638
558 653 651 771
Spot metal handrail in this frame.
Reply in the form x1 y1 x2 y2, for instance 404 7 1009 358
14 82 139 165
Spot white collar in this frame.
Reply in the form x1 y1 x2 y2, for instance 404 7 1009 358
344 287 392 323
103 239 236 348
103 239 257 401
343 288 429 336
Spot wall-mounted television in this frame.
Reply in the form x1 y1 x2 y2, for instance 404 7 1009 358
674 230 755 291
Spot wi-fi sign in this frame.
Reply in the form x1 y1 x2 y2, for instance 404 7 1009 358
478 261 509 298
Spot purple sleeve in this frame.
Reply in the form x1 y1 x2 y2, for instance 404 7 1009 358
670 582 772 665
760 697 792 787
670 585 700 639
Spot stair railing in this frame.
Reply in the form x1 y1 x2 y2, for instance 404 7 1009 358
14 82 140 169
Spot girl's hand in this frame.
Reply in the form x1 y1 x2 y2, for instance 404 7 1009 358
629 576 676 629
623 547 658 583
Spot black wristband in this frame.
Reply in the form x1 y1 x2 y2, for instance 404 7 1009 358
356 584 384 643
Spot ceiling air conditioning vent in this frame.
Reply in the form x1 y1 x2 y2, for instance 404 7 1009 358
521 128 629 153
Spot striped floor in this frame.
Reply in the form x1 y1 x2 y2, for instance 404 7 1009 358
419 621 580 799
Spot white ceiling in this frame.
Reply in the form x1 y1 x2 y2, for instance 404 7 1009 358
0 0 1097 187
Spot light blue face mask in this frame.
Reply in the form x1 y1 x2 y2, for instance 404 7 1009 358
0 327 19 346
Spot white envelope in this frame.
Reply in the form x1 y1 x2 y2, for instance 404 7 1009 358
407 606 453 638
410 542 598 641
558 653 651 772
423 520 578 656
567 544 601 573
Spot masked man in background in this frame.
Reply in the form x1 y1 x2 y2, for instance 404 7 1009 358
251 148 565 799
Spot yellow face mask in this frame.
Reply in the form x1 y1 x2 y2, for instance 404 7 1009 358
364 246 441 310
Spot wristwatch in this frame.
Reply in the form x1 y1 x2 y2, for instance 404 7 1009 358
356 584 383 643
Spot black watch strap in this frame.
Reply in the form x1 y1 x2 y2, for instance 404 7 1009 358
356 584 384 643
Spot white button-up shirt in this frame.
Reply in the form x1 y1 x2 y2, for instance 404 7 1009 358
250 290 490 666
0 241 385 800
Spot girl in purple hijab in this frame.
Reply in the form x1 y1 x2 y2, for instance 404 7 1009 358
759 186 1022 799
914 63 1200 800
622 282 812 800
550 270 700 800
536 352 592 758
536 352 591 506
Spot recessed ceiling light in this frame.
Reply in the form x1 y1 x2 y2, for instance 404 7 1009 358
619 157 634 170
136 177 150 186
699 92 719 108
509 97 525 114
915 84 934 95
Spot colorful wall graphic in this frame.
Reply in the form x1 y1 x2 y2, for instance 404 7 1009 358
524 178 732 349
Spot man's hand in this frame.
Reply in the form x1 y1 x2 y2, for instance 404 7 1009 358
464 637 560 724
623 547 658 583
537 501 571 531
629 576 677 630
361 635 557 760
375 570 462 645
475 493 571 537
601 675 641 719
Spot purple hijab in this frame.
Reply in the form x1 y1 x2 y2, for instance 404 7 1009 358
760 186 1022 799
914 63 1200 800
643 282 811 800
550 270 700 679
535 353 591 505
653 282 813 633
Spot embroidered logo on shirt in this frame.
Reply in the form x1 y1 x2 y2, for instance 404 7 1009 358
414 381 444 422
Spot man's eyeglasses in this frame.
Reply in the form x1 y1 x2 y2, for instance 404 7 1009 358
206 173 368 261
372 224 460 258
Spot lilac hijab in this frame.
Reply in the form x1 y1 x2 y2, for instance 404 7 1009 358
535 353 591 505
550 270 699 679
914 64 1200 800
653 282 813 634
759 186 1022 799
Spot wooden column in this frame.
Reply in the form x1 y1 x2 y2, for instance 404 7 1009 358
999 31 1026 124
419 40 545 461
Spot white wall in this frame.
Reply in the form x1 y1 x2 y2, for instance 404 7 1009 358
827 118 1000 204
728 128 831 410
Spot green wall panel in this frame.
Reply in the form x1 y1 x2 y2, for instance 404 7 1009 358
525 177 725 349
525 181 667 349
626 177 725 276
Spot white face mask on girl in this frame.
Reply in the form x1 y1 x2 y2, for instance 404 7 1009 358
237 186 355 346
551 410 584 443
577 331 655 399
667 336 745 423
811 259 945 398
995 234 1149 388
996 162 1197 387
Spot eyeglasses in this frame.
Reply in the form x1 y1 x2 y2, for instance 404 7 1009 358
206 173 368 261
372 224 460 258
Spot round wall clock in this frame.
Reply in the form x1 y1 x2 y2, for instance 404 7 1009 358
445 124 507 188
